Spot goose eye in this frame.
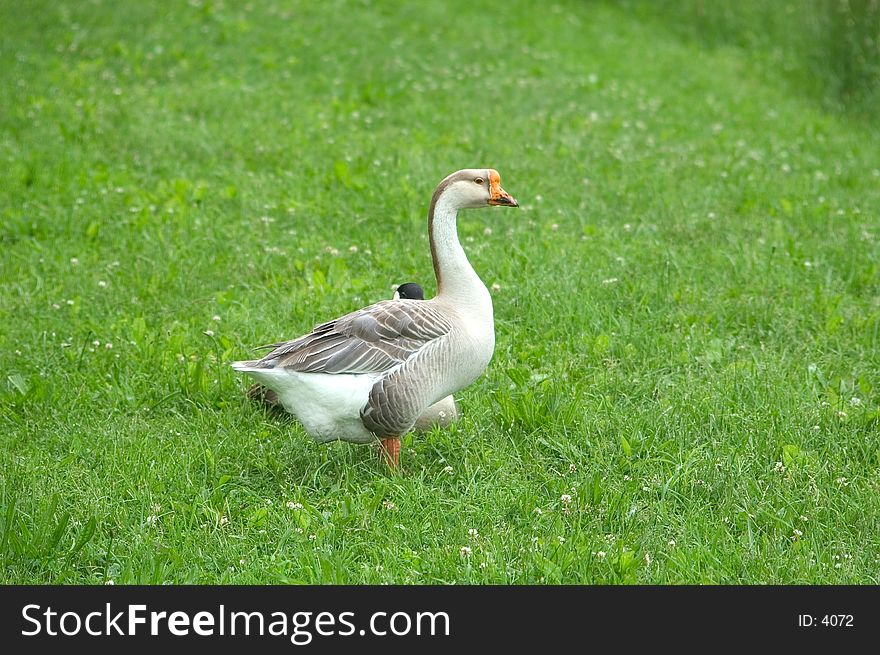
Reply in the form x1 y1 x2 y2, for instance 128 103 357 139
474 177 484 185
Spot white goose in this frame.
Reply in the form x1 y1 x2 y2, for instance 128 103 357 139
232 169 518 467
246 282 460 431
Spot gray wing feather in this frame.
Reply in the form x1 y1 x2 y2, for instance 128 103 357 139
250 300 453 374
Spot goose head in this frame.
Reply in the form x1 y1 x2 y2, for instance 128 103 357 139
393 282 425 301
434 169 519 209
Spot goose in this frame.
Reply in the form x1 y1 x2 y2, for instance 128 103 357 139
247 282 460 432
392 282 460 432
232 168 518 468
391 282 427 302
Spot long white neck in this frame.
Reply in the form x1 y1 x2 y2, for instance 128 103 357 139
429 194 492 317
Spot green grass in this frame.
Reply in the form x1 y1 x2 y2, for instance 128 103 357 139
2 0 879 584
622 0 880 114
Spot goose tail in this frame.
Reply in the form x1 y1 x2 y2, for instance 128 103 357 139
231 360 260 371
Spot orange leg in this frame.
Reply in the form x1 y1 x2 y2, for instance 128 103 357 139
379 437 401 469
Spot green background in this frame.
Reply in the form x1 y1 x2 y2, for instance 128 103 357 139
2 0 879 583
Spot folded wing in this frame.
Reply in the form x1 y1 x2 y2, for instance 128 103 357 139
246 300 453 374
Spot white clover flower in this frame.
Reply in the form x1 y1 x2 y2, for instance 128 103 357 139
560 494 572 504
467 529 479 539
459 546 471 557
595 550 606 559
98 280 108 288
287 501 303 510
443 465 454 474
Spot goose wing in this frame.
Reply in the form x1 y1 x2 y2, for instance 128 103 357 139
248 300 453 374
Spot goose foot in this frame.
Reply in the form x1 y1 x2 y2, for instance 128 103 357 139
246 383 280 407
379 437 400 469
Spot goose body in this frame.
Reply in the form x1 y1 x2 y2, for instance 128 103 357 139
232 169 518 465
246 282 460 431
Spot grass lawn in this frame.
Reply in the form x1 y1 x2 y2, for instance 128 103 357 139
2 0 879 584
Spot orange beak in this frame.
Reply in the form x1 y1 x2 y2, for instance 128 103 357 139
488 169 518 207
